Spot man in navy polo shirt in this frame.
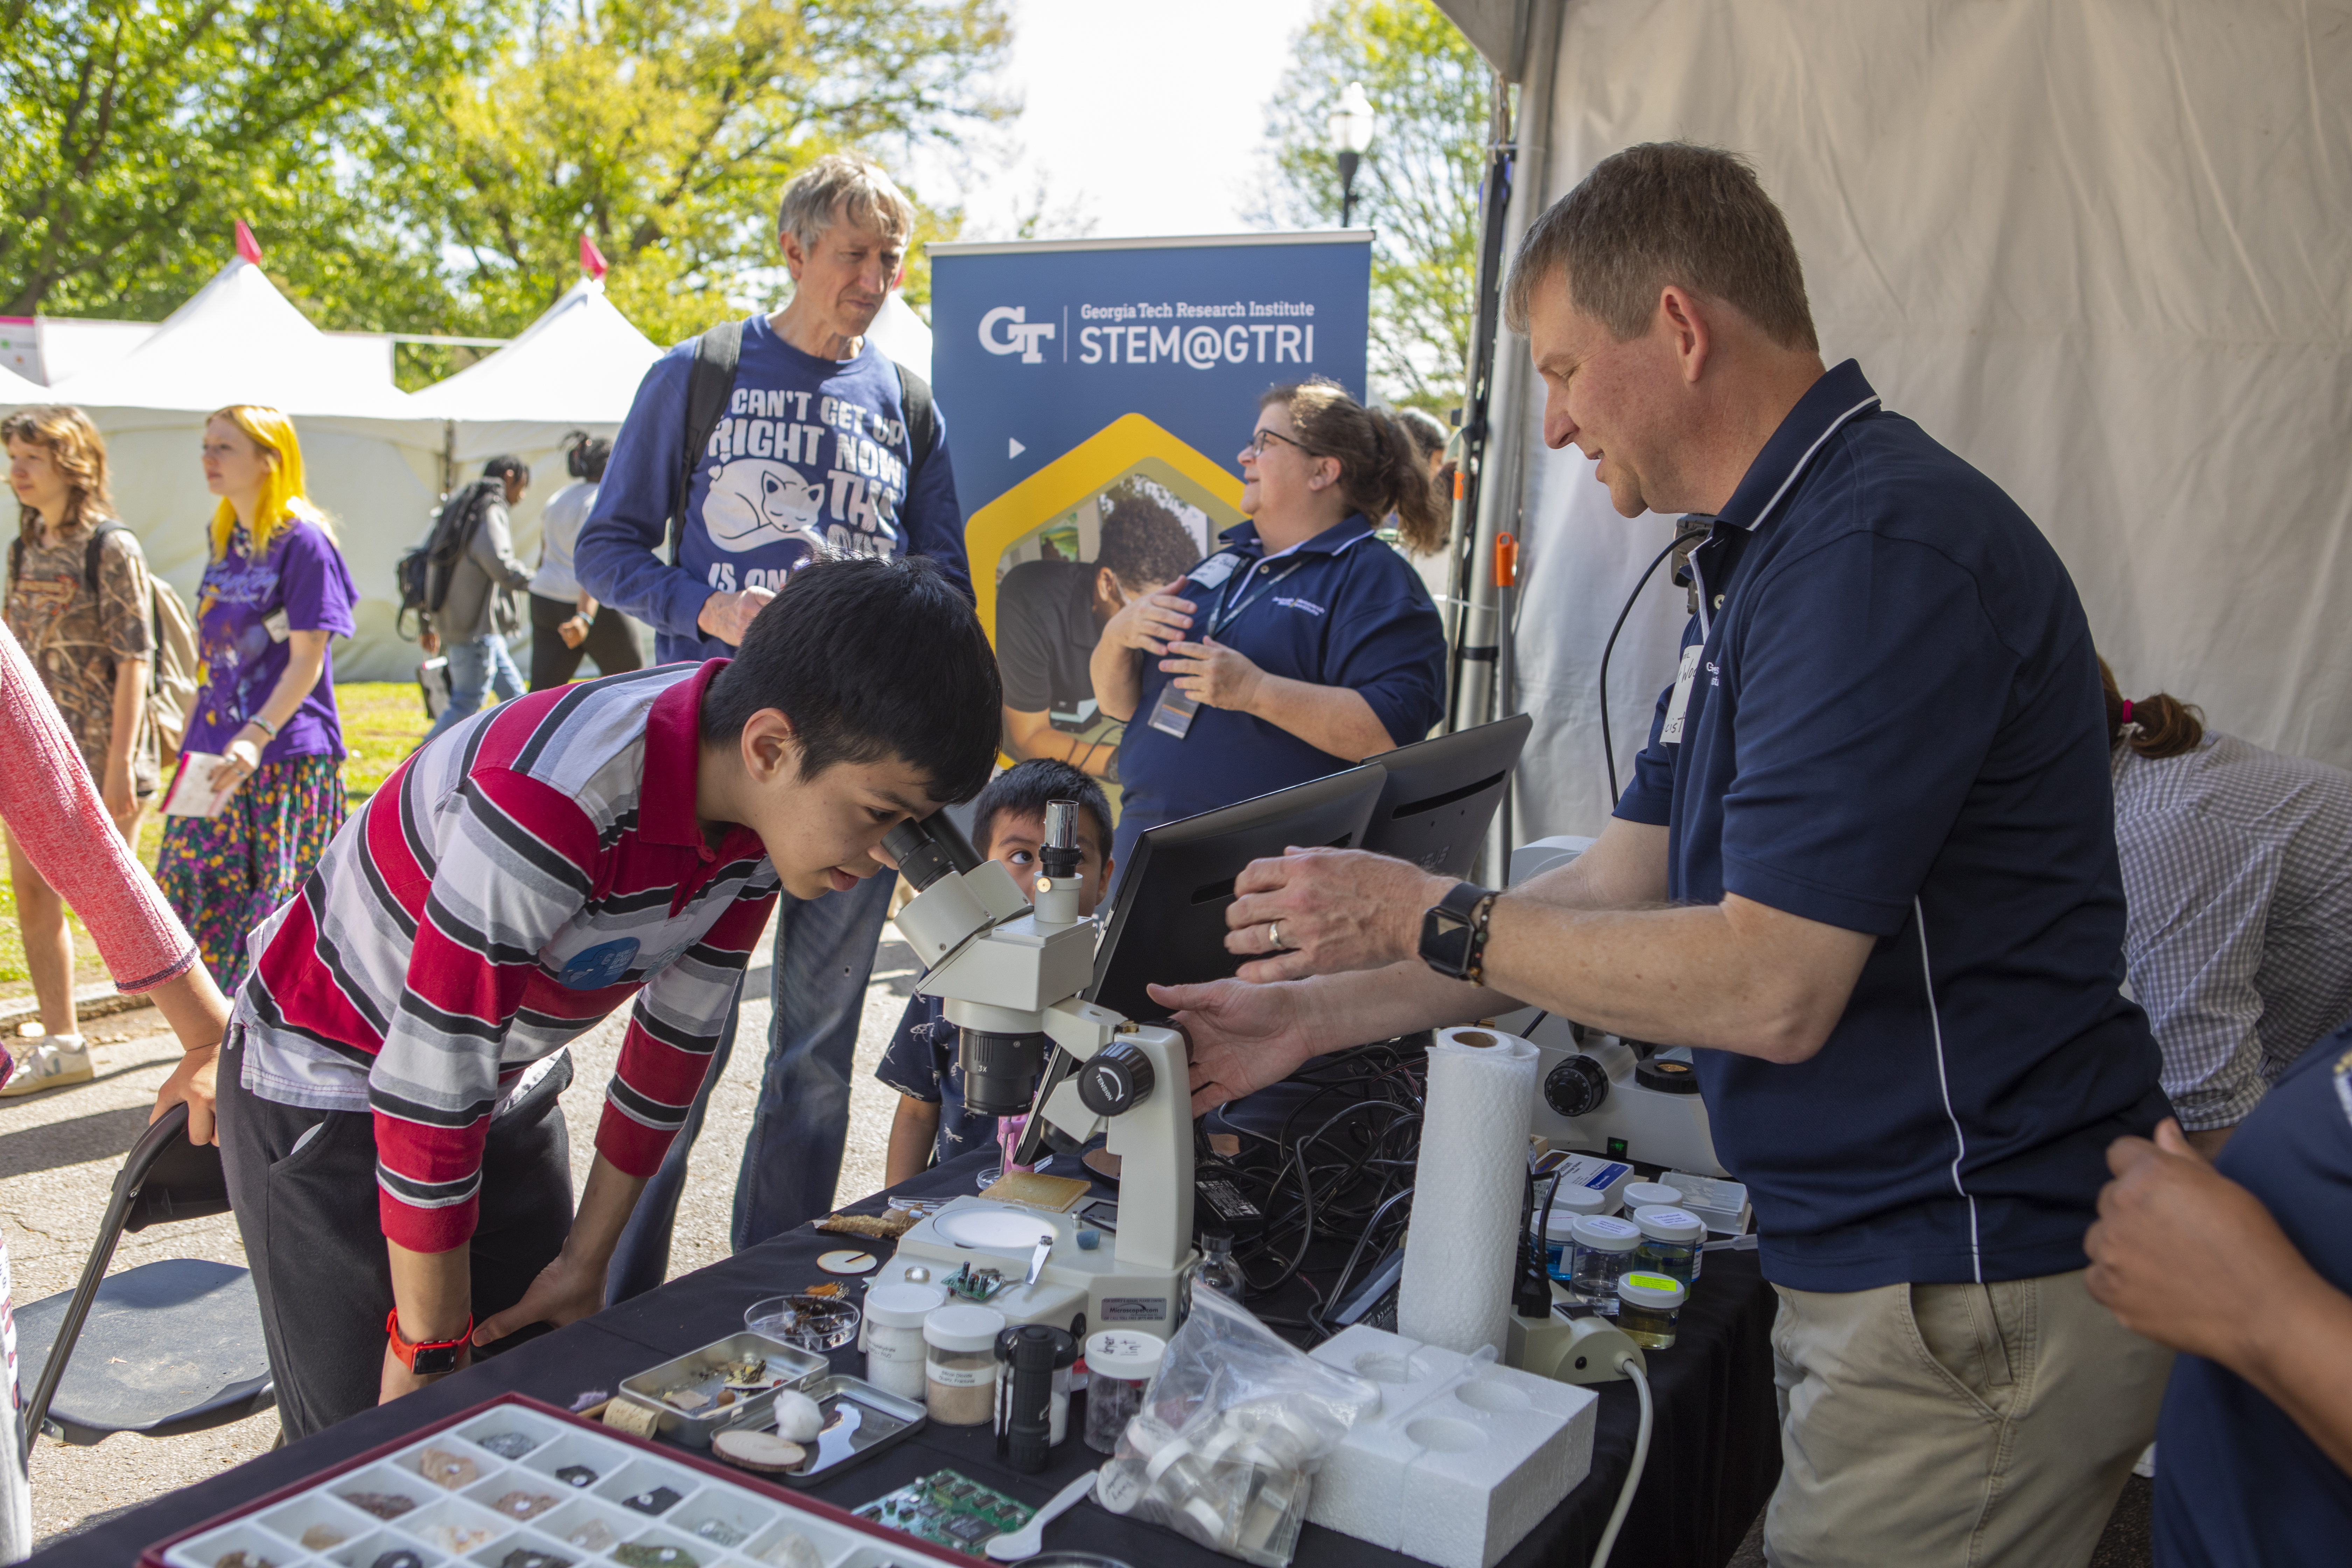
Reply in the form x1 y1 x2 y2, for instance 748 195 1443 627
1160 144 2173 1567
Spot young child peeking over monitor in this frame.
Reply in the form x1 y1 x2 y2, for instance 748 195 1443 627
877 759 1114 1185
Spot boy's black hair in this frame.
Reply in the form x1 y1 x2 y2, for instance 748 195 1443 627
973 759 1113 860
700 555 1001 804
482 454 531 484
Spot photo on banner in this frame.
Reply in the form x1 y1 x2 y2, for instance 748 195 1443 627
930 233 1371 815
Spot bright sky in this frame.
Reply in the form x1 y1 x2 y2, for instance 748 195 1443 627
915 0 1327 241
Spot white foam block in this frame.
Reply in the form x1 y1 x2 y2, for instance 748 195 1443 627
1307 1325 1597 1568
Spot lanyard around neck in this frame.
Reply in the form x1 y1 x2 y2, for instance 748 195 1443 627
1210 552 1310 637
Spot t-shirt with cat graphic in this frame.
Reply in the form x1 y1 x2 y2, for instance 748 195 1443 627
576 313 969 664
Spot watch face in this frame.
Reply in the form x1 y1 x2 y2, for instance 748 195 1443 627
1420 908 1473 977
410 1342 465 1376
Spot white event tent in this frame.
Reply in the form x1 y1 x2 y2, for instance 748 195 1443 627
410 274 665 583
44 253 444 680
0 360 45 405
1434 0 2352 847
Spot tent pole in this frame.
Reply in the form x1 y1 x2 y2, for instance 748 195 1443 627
1445 73 1519 737
440 420 456 498
1467 0 1563 883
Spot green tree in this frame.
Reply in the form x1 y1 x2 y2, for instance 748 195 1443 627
1258 0 1490 414
0 0 501 320
384 0 1011 367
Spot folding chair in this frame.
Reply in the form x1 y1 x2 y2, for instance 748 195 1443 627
15 1101 274 1448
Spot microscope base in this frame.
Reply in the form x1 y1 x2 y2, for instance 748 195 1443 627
875 1196 1195 1341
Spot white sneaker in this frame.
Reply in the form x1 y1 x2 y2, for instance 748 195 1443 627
1 1035 93 1096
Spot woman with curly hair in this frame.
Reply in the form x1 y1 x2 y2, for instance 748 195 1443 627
1 405 159 1093
156 405 358 995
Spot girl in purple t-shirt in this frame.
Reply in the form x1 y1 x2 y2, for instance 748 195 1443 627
156 405 359 994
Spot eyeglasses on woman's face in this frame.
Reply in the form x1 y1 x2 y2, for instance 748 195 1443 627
1246 427 1309 458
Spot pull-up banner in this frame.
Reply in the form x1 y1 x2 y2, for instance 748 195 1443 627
929 232 1371 788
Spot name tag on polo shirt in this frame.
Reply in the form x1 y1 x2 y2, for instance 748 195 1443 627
1189 554 1240 591
1660 644 1702 746
1148 686 1201 739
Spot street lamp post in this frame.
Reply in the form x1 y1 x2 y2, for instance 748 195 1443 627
1328 80 1376 228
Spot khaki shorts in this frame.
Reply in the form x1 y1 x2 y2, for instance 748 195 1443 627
1764 1269 2171 1568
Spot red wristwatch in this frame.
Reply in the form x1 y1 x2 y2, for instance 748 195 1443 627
385 1310 473 1376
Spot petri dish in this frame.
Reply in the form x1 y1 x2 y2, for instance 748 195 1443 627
744 1294 862 1352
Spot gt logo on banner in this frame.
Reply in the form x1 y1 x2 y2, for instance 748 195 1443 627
978 305 1058 363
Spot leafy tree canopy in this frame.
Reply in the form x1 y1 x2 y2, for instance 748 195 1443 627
1258 0 1491 416
2 0 1010 386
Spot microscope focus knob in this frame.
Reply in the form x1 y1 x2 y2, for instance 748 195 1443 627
1544 1054 1611 1119
1078 1040 1155 1117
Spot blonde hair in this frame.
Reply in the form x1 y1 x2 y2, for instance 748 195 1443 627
776 153 917 253
3 405 113 542
206 404 330 560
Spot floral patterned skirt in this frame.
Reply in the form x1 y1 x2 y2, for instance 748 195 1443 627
157 753 346 997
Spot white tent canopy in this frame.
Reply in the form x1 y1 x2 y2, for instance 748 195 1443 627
43 253 444 680
1441 0 2352 844
0 360 44 405
866 292 934 381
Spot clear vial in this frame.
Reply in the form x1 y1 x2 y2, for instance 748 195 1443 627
1616 1270 1687 1349
1178 1231 1244 1326
1630 1205 1707 1287
1568 1215 1643 1315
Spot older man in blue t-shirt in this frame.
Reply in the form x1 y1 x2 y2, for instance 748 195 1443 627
1162 145 2174 1568
576 152 970 1299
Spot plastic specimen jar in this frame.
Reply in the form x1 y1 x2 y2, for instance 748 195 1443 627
862 1282 946 1401
1568 1214 1644 1314
1616 1271 1688 1349
1538 1209 1586 1281
1083 1329 1166 1455
1630 1204 1707 1286
923 1304 1007 1426
1618 1181 1686 1215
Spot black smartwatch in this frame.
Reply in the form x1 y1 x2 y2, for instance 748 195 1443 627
1418 881 1499 984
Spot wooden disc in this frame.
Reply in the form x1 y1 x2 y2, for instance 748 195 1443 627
712 1428 807 1474
815 1249 878 1275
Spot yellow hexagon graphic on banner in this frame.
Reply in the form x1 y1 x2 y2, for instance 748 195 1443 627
966 413 1245 647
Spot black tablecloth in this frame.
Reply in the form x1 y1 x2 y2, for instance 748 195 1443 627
46 1152 1780 1568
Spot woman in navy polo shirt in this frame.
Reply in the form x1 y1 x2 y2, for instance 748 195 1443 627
1092 379 1446 871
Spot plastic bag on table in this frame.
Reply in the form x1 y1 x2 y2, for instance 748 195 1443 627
1093 1286 1378 1566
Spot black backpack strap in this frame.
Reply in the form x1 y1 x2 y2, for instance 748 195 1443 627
84 521 129 593
893 360 938 481
6 537 19 590
670 321 744 565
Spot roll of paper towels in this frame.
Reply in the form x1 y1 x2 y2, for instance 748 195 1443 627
1398 1027 1539 1358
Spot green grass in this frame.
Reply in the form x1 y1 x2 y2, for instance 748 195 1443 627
0 682 435 999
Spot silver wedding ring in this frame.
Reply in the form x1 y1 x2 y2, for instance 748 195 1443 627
1268 921 1284 951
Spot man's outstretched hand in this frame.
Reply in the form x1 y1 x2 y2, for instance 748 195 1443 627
1157 978 1322 1114
1222 847 1448 983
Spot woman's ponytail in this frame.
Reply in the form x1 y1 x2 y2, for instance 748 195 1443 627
2098 656 2205 760
1266 380 1450 555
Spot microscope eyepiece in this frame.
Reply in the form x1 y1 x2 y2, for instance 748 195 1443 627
1040 798 1084 881
883 812 982 894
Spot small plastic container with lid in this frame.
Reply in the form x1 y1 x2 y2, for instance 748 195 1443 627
1630 1204 1707 1286
1567 1214 1644 1314
1536 1209 1586 1281
924 1304 1008 1426
1616 1271 1688 1349
862 1282 946 1401
1083 1329 1166 1455
1618 1180 1686 1215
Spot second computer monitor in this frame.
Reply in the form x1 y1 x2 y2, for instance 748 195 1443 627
1358 714 1534 877
1088 764 1388 1023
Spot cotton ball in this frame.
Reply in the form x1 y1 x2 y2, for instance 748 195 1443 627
762 1532 823 1568
771 1388 825 1443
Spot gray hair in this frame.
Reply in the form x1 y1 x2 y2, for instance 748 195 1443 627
776 153 917 253
1502 142 1818 352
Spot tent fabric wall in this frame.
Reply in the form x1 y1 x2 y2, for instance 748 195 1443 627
1477 0 2352 844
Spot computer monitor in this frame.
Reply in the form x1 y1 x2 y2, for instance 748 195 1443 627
1088 765 1388 1022
1358 714 1534 877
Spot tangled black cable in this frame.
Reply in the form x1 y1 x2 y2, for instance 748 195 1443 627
1204 1038 1430 1342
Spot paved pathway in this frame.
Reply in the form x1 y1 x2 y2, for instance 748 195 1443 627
2 916 924 1547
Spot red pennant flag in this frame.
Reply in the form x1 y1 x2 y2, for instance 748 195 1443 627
580 232 609 280
234 219 262 264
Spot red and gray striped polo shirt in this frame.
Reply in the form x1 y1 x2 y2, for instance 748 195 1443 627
238 660 779 1252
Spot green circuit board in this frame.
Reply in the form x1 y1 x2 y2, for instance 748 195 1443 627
854 1469 1037 1557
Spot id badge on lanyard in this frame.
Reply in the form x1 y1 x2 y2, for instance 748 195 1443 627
1660 545 1716 748
1146 552 1295 741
